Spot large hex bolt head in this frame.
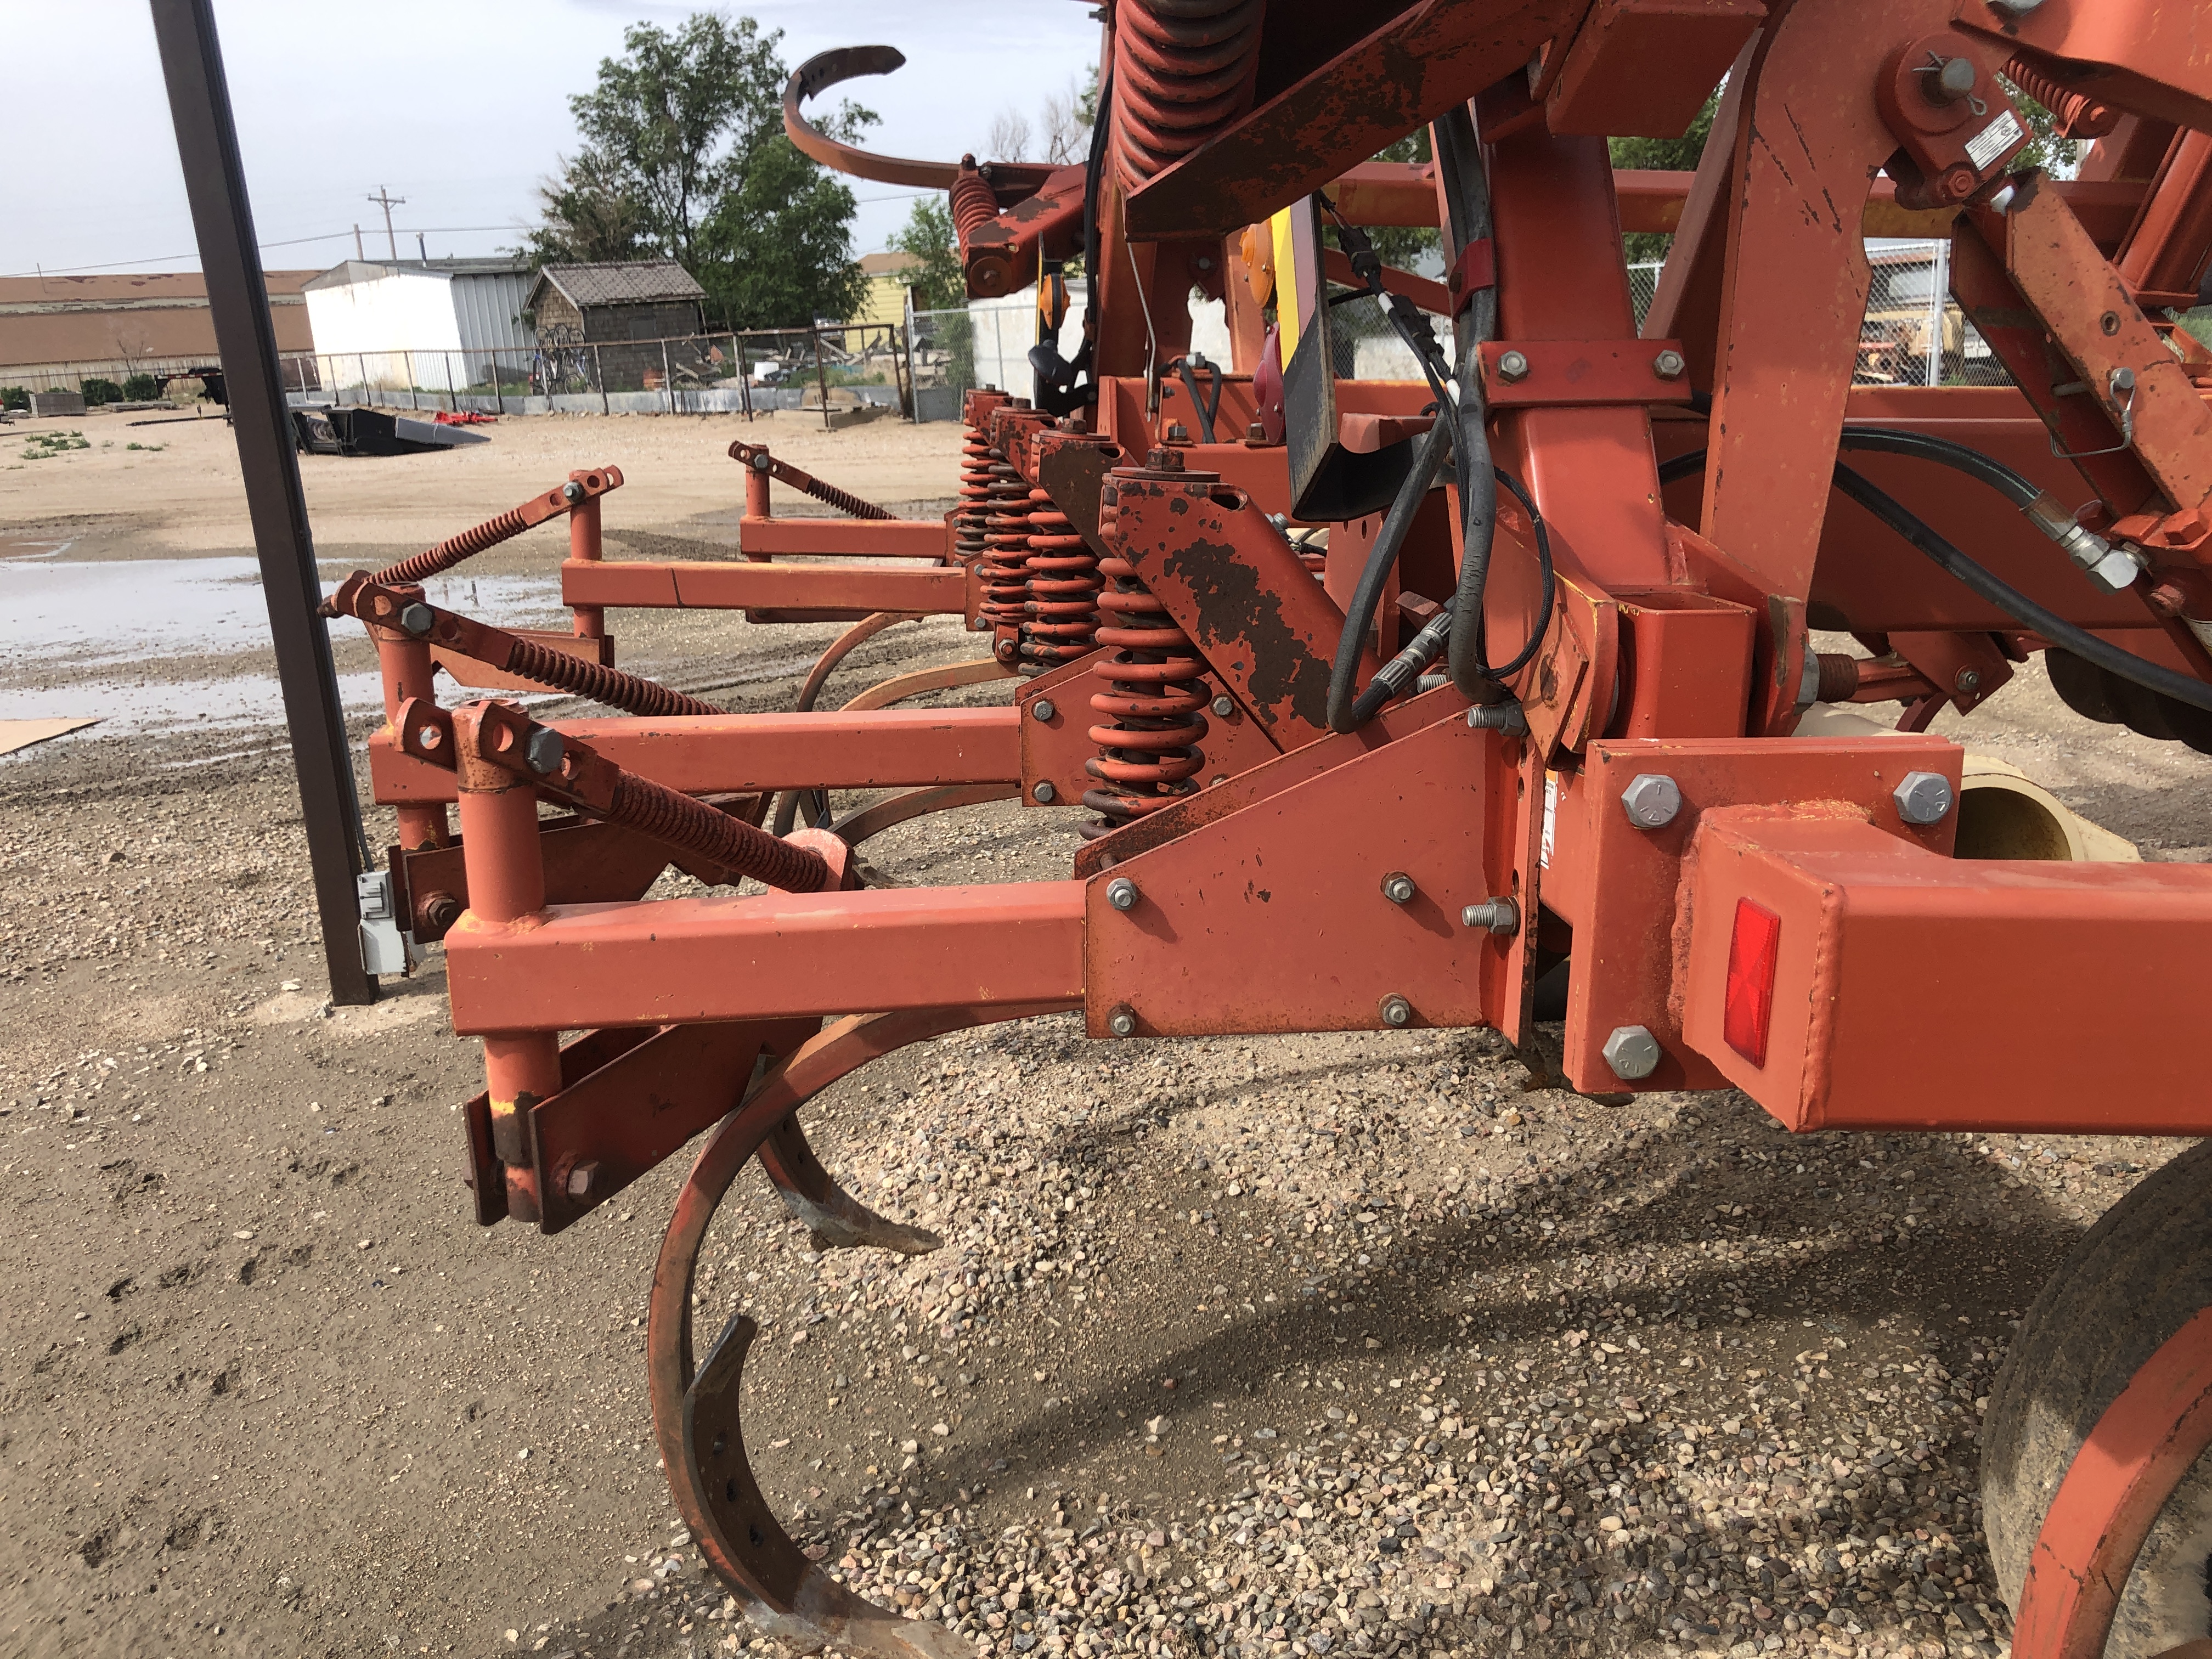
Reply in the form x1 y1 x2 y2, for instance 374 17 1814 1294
397 601 435 636
1894 770 1954 826
1379 994 1413 1029
1602 1025 1662 1081
1105 876 1139 911
1030 698 1056 722
524 727 566 776
1032 781 1057 804
562 479 586 502
1621 773 1682 829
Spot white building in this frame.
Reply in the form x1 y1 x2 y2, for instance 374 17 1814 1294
960 280 1233 400
301 258 535 392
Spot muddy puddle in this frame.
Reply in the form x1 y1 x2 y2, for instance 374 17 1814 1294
0 549 565 739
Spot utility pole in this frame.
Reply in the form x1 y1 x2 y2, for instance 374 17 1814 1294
353 224 364 258
366 185 406 259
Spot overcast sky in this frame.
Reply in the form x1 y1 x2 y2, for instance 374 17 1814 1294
3 1 1102 280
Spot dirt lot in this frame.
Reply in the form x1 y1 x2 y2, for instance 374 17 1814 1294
1 406 2207 1659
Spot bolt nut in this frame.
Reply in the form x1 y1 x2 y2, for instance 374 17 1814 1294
1379 994 1413 1028
1652 349 1686 381
2087 546 2143 592
1105 876 1139 912
1381 872 1417 905
1461 897 1521 935
1211 695 1236 718
1496 349 1531 385
417 891 463 933
1031 698 1056 722
1032 780 1057 804
1166 424 1190 443
1246 421 1266 442
562 479 586 501
524 727 566 776
1955 668 1980 693
397 602 435 636
995 637 1018 661
1602 1025 1662 1081
566 1161 599 1200
1894 770 1954 826
1106 1004 1138 1038
1620 772 1683 829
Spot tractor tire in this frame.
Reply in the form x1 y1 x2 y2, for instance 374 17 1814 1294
1982 1137 2212 1657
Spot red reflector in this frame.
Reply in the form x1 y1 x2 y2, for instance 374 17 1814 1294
1723 898 1782 1067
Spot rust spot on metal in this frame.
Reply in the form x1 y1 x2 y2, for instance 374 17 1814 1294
1159 534 1332 732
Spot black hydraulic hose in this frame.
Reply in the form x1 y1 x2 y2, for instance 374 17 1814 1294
1170 353 1222 442
1660 425 2042 503
1830 462 2212 714
1340 464 1558 725
1325 416 1454 730
1432 106 1500 697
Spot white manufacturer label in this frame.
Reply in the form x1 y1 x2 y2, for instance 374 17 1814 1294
1541 773 1559 870
1966 108 2024 173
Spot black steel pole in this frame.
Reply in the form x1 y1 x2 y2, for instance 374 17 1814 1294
150 0 376 1006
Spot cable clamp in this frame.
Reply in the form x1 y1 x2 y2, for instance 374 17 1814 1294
1447 240 1496 314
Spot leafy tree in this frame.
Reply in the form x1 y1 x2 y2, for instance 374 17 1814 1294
523 15 876 329
893 198 966 313
1611 97 1720 263
1357 129 1440 274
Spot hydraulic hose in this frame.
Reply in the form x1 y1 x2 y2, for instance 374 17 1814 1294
1662 430 2199 705
1324 416 1454 731
1434 106 1500 697
1829 462 2212 713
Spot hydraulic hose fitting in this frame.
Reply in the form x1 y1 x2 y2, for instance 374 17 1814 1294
2022 491 2143 592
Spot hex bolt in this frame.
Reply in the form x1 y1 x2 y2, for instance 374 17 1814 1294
1930 55 1977 101
524 727 566 776
1107 1005 1138 1038
995 638 1018 661
566 1161 599 1200
1602 1025 1662 1081
1166 423 1190 443
1381 872 1417 905
1379 994 1413 1029
1033 781 1058 804
1620 772 1683 829
1462 897 1521 935
1652 349 1686 381
1211 695 1236 718
562 479 586 502
969 617 989 631
1105 876 1139 912
418 891 463 933
397 601 435 636
1031 698 1056 722
1246 421 1267 442
1894 770 1954 825
1496 350 1531 385
1955 668 1980 693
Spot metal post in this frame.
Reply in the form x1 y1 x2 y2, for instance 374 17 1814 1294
149 0 375 1006
1924 239 1944 390
595 343 610 415
444 349 457 413
811 325 831 431
662 336 676 414
737 332 753 421
493 348 505 416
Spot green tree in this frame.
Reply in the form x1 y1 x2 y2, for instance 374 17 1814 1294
524 14 877 329
1362 129 1440 274
1611 96 1719 263
893 197 965 312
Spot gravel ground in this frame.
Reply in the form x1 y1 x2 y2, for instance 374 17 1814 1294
1 424 2206 1659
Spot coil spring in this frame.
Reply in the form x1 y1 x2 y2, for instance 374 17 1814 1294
1111 0 1265 187
978 454 1035 637
2001 57 2118 140
607 771 828 894
1082 551 1207 837
504 636 719 719
951 157 999 252
957 422 995 562
1020 488 1101 672
377 503 537 588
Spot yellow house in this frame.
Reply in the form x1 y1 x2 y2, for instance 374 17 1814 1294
852 251 922 328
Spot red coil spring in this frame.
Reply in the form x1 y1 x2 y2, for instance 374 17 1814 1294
2002 57 2119 140
951 157 1000 254
957 422 994 562
376 503 537 588
1020 487 1101 671
504 636 719 720
978 454 1034 639
1082 550 1207 837
1111 0 1265 187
